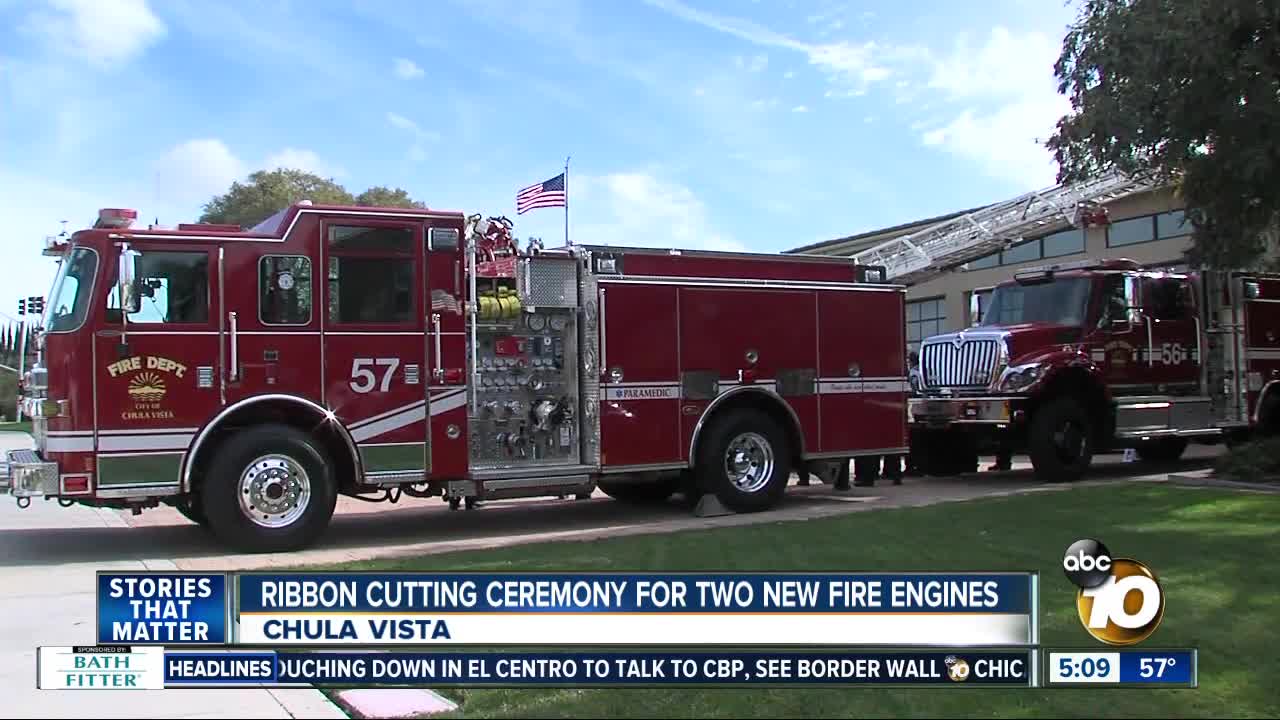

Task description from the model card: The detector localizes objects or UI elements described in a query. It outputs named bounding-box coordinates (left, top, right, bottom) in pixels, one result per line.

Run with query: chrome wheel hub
left=238, top=454, right=311, bottom=528
left=725, top=432, right=774, bottom=493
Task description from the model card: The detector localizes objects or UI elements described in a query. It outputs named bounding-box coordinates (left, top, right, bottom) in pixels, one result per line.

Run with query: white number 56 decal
left=350, top=358, right=400, bottom=393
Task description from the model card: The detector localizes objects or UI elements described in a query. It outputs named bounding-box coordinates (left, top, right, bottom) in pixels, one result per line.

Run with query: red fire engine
left=2, top=203, right=907, bottom=551
left=849, top=170, right=1280, bottom=482
left=909, top=257, right=1280, bottom=480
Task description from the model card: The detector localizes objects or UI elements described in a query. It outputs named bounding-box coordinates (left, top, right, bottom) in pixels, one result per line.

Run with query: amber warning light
left=94, top=208, right=138, bottom=230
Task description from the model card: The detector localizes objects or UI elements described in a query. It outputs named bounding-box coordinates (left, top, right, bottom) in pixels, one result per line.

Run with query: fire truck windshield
left=981, top=277, right=1091, bottom=327
left=43, top=246, right=98, bottom=333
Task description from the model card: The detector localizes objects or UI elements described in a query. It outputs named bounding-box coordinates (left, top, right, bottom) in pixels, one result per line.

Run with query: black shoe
left=797, top=477, right=811, bottom=486
left=853, top=479, right=875, bottom=487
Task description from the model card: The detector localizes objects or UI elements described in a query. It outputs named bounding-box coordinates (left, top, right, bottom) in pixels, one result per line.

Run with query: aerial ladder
left=852, top=171, right=1160, bottom=285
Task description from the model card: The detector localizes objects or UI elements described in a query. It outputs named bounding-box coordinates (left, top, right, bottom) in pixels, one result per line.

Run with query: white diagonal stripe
left=349, top=399, right=427, bottom=430
left=351, top=405, right=427, bottom=442
left=430, top=390, right=468, bottom=416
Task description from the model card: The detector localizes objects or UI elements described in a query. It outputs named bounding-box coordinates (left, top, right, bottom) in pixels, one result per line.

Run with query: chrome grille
left=922, top=338, right=1001, bottom=388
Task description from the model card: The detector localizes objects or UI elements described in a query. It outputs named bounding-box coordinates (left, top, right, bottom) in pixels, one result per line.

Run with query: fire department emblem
left=127, top=372, right=166, bottom=402
left=107, top=354, right=186, bottom=421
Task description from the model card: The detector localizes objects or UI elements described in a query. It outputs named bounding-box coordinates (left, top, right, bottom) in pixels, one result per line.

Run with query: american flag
left=516, top=173, right=566, bottom=214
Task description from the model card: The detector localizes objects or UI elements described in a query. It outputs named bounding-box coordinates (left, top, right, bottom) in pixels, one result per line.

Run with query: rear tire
left=598, top=474, right=680, bottom=504
left=201, top=424, right=337, bottom=553
left=1135, top=437, right=1188, bottom=464
left=696, top=409, right=792, bottom=513
left=1028, top=397, right=1094, bottom=483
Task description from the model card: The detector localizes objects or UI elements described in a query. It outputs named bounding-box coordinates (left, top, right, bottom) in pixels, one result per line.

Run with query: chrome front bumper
left=0, top=449, right=59, bottom=497
left=909, top=396, right=1018, bottom=425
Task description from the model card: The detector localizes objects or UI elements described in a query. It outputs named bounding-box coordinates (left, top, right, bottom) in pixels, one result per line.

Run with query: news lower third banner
left=38, top=648, right=1036, bottom=688
left=97, top=571, right=1038, bottom=646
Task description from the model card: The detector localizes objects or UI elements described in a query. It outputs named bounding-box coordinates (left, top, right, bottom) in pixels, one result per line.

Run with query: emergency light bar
left=94, top=208, right=137, bottom=229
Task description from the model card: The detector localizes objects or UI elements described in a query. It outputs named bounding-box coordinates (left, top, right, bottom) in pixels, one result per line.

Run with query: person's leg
left=885, top=454, right=903, bottom=485
left=833, top=459, right=852, bottom=491
left=853, top=457, right=877, bottom=487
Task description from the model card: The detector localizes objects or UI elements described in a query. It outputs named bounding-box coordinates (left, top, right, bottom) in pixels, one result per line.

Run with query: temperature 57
left=350, top=358, right=401, bottom=393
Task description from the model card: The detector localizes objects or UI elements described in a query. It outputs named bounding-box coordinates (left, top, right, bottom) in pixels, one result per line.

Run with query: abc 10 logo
left=1063, top=539, right=1165, bottom=645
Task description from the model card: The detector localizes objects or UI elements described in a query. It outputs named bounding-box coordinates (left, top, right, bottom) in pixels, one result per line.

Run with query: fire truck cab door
left=95, top=244, right=222, bottom=492
left=1141, top=274, right=1201, bottom=390
left=316, top=220, right=430, bottom=481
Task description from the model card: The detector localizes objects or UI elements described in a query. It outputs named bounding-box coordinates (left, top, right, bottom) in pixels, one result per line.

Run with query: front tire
left=1028, top=397, right=1094, bottom=483
left=696, top=409, right=792, bottom=513
left=201, top=424, right=337, bottom=553
left=1135, top=437, right=1188, bottom=464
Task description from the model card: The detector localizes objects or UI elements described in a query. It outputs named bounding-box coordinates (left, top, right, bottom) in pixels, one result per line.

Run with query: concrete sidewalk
left=0, top=432, right=344, bottom=719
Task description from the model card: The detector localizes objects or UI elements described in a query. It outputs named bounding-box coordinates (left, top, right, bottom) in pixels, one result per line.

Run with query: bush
left=1215, top=437, right=1280, bottom=483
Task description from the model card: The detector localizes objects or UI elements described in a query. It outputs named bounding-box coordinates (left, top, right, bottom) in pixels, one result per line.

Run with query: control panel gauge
left=549, top=315, right=568, bottom=332
left=527, top=314, right=547, bottom=331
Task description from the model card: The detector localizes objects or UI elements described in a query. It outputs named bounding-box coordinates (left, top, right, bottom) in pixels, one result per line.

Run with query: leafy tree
left=199, top=169, right=354, bottom=229
left=356, top=186, right=426, bottom=209
left=1048, top=0, right=1280, bottom=268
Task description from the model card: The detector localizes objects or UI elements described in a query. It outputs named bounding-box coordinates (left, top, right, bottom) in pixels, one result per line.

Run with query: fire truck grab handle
left=1145, top=313, right=1154, bottom=368
left=431, top=313, right=443, bottom=382
left=228, top=311, right=239, bottom=381
left=599, top=287, right=607, bottom=382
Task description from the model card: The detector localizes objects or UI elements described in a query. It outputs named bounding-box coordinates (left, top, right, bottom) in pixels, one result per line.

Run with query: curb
left=331, top=687, right=459, bottom=718
left=1167, top=474, right=1280, bottom=493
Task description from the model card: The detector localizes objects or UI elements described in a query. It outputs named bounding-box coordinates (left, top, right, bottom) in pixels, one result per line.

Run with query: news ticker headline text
left=97, top=572, right=1037, bottom=646
left=37, top=647, right=1199, bottom=689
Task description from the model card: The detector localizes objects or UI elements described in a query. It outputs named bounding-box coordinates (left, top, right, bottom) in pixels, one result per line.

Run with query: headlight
left=998, top=362, right=1046, bottom=392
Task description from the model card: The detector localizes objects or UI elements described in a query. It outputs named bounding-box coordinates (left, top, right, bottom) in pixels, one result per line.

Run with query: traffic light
left=17, top=298, right=25, bottom=316
left=28, top=297, right=44, bottom=315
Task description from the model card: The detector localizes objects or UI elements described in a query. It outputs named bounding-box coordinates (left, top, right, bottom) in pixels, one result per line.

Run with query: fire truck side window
left=105, top=251, right=209, bottom=324
left=326, top=225, right=414, bottom=324
left=259, top=256, right=312, bottom=325
left=1145, top=277, right=1194, bottom=321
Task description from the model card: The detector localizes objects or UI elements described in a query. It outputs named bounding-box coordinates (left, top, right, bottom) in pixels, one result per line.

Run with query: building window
left=906, top=297, right=946, bottom=353
left=1156, top=210, right=1190, bottom=240
left=1108, top=215, right=1157, bottom=247
left=259, top=256, right=312, bottom=325
left=1000, top=238, right=1041, bottom=265
left=1042, top=227, right=1085, bottom=258
left=967, top=252, right=999, bottom=270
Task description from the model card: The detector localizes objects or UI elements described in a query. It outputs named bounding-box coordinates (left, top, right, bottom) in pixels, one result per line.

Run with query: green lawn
left=0, top=420, right=31, bottom=434
left=326, top=484, right=1280, bottom=718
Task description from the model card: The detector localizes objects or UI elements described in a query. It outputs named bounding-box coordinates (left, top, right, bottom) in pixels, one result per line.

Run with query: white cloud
left=694, top=86, right=706, bottom=96
left=792, top=105, right=808, bottom=113
left=387, top=111, right=440, bottom=161
left=750, top=97, right=779, bottom=110
left=264, top=148, right=334, bottom=177
left=574, top=172, right=744, bottom=252
left=394, top=57, right=425, bottom=79
left=23, top=0, right=166, bottom=67
left=387, top=112, right=420, bottom=133
left=748, top=54, right=768, bottom=72
left=928, top=27, right=1059, bottom=99
left=152, top=139, right=246, bottom=207
left=644, top=0, right=922, bottom=92
left=919, top=27, right=1070, bottom=187
left=783, top=70, right=795, bottom=79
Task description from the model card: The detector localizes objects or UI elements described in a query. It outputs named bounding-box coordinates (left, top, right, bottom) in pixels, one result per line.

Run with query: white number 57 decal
left=350, top=358, right=400, bottom=393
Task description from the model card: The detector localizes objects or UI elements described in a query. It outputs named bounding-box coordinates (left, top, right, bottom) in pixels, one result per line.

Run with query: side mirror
left=118, top=246, right=141, bottom=315
left=968, top=293, right=982, bottom=326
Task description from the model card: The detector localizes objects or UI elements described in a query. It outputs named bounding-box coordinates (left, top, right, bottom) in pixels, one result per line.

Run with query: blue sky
left=1, top=0, right=1078, bottom=303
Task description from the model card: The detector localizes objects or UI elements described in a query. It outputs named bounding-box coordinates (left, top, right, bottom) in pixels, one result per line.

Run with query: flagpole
left=564, top=156, right=571, bottom=248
